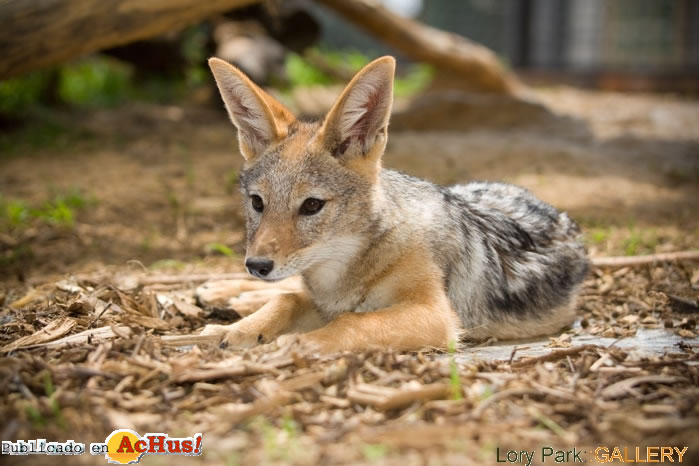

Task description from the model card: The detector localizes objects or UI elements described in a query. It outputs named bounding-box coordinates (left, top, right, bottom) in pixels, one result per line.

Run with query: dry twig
left=591, top=250, right=699, bottom=268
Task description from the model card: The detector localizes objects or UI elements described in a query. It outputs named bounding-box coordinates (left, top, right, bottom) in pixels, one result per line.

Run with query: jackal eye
left=299, top=198, right=325, bottom=216
left=250, top=195, right=264, bottom=213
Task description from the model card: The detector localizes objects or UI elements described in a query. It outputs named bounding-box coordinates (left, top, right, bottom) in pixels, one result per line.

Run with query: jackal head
left=209, top=56, right=395, bottom=281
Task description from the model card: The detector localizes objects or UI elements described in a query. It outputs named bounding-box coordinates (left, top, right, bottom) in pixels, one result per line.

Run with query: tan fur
left=334, top=135, right=385, bottom=183
left=247, top=214, right=301, bottom=260
left=281, top=123, right=317, bottom=161
left=258, top=92, right=295, bottom=136
left=287, top=247, right=461, bottom=352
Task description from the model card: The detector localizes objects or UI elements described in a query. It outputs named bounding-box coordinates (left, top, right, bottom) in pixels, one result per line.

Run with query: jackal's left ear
left=319, top=56, right=395, bottom=162
left=209, top=58, right=295, bottom=161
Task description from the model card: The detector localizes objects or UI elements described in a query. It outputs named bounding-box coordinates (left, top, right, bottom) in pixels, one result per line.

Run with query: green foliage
left=37, top=201, right=74, bottom=225
left=54, top=52, right=205, bottom=106
left=58, top=189, right=90, bottom=210
left=43, top=371, right=54, bottom=397
left=180, top=25, right=209, bottom=64
left=35, top=189, right=92, bottom=226
left=587, top=228, right=609, bottom=245
left=623, top=232, right=640, bottom=256
left=205, top=242, right=234, bottom=257
left=58, top=56, right=132, bottom=107
left=286, top=54, right=334, bottom=87
left=149, top=259, right=187, bottom=270
left=286, top=49, right=433, bottom=97
left=3, top=200, right=29, bottom=227
left=1, top=28, right=211, bottom=115
left=43, top=372, right=66, bottom=429
left=447, top=340, right=463, bottom=400
left=20, top=373, right=65, bottom=429
left=0, top=71, right=54, bottom=114
left=281, top=413, right=299, bottom=437
left=361, top=443, right=388, bottom=462
left=3, top=45, right=432, bottom=120
left=584, top=221, right=661, bottom=256
left=25, top=403, right=45, bottom=428
left=133, top=74, right=188, bottom=103
left=185, top=65, right=209, bottom=87
left=622, top=227, right=658, bottom=256
left=394, top=63, right=433, bottom=97
left=327, top=49, right=373, bottom=70
left=249, top=415, right=303, bottom=462
left=0, top=189, right=92, bottom=230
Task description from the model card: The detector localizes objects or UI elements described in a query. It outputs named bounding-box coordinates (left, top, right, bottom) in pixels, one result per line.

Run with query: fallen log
left=591, top=251, right=699, bottom=268
left=314, top=0, right=524, bottom=95
left=0, top=0, right=259, bottom=80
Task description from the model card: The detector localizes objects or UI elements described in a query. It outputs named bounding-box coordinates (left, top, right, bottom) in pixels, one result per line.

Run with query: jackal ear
left=320, top=56, right=395, bottom=160
left=209, top=58, right=295, bottom=161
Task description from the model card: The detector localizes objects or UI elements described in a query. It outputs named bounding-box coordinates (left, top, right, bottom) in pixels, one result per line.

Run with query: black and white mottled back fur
left=379, top=170, right=589, bottom=340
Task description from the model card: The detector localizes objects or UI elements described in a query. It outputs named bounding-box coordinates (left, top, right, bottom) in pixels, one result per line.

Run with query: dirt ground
left=1, top=86, right=698, bottom=283
left=1, top=86, right=698, bottom=465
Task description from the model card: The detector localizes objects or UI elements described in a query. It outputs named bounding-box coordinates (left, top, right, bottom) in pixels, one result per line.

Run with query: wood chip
left=171, top=297, right=204, bottom=318
left=30, top=325, right=132, bottom=349
left=1, top=318, right=76, bottom=352
left=601, top=375, right=687, bottom=399
left=512, top=345, right=594, bottom=368
left=591, top=250, right=699, bottom=268
left=348, top=383, right=450, bottom=411
left=174, top=362, right=281, bottom=383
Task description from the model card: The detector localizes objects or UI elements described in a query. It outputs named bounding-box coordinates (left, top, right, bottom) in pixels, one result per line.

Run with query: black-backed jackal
left=200, top=56, right=589, bottom=352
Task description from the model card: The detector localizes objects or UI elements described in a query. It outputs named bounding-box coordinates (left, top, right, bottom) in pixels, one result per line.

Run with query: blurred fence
left=317, top=0, right=698, bottom=90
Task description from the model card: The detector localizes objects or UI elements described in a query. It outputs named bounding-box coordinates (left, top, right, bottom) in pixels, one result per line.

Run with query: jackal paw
left=200, top=323, right=259, bottom=349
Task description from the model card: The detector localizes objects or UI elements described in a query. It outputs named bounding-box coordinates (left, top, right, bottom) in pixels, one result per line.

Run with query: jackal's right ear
left=209, top=58, right=295, bottom=161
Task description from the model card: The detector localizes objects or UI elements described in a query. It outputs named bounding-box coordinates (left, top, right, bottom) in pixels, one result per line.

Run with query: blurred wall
left=315, top=0, right=699, bottom=74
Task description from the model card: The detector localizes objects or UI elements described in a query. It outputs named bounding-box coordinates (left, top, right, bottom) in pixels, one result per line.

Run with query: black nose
left=245, top=257, right=274, bottom=277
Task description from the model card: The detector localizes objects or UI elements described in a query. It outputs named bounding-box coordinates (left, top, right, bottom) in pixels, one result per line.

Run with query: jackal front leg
left=282, top=302, right=461, bottom=353
left=200, top=290, right=325, bottom=348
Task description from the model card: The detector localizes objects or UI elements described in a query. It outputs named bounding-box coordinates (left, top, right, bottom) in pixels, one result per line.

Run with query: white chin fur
left=259, top=270, right=294, bottom=282
left=266, top=235, right=365, bottom=283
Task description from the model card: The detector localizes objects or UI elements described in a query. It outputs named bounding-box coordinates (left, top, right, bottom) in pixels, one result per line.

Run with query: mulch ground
left=1, top=260, right=698, bottom=465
